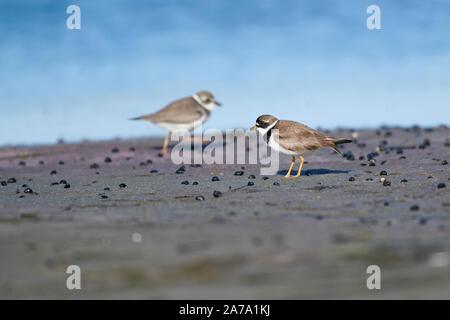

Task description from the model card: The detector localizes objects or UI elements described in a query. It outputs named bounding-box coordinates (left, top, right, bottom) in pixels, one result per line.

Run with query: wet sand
left=0, top=126, right=449, bottom=299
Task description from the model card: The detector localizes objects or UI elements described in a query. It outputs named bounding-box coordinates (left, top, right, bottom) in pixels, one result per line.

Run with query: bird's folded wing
left=275, top=120, right=330, bottom=152
left=138, top=97, right=205, bottom=123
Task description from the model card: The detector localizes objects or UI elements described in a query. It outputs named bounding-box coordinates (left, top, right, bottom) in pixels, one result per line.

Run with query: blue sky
left=0, top=0, right=449, bottom=145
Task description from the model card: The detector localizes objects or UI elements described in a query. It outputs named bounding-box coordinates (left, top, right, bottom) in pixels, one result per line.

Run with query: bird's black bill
left=215, top=101, right=222, bottom=106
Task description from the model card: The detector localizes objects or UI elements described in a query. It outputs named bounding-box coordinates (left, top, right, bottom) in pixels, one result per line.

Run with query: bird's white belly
left=268, top=134, right=305, bottom=156
left=156, top=113, right=208, bottom=133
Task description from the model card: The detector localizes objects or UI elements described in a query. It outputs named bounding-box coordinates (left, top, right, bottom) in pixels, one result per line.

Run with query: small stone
left=147, top=159, right=153, bottom=164
left=111, top=148, right=120, bottom=153
left=64, top=184, right=71, bottom=189
left=58, top=161, right=65, bottom=165
left=248, top=175, right=256, bottom=179
left=399, top=156, right=406, bottom=160
left=181, top=181, right=189, bottom=185
left=384, top=201, right=389, bottom=206
left=19, top=161, right=26, bottom=166
left=440, top=160, right=448, bottom=166
left=410, top=205, right=420, bottom=211
left=234, top=171, right=244, bottom=176
left=176, top=166, right=186, bottom=174
left=380, top=160, right=387, bottom=165
left=59, top=179, right=68, bottom=185
left=90, top=163, right=99, bottom=169
left=195, top=196, right=205, bottom=201
left=39, top=161, right=45, bottom=165
left=213, top=191, right=223, bottom=198
left=419, top=217, right=427, bottom=225
left=51, top=182, right=59, bottom=186
left=1, top=181, right=7, bottom=186
left=383, top=180, right=391, bottom=186
left=157, top=153, right=164, bottom=157
left=348, top=177, right=355, bottom=181
left=104, top=187, right=111, bottom=191
left=119, top=183, right=127, bottom=188
left=211, top=176, right=220, bottom=182
left=368, top=160, right=376, bottom=167
left=366, top=178, right=373, bottom=181
left=380, top=170, right=388, bottom=176
left=437, top=183, right=446, bottom=189
left=7, top=178, right=16, bottom=183
left=129, top=147, right=136, bottom=152
left=50, top=170, right=57, bottom=175
left=104, top=157, right=112, bottom=163
left=248, top=181, right=254, bottom=186
left=401, top=179, right=408, bottom=183
left=24, top=188, right=33, bottom=194
left=273, top=182, right=280, bottom=186
left=139, top=162, right=146, bottom=166
left=192, top=182, right=199, bottom=185
left=150, top=170, right=158, bottom=173
left=262, top=177, right=269, bottom=180
left=101, top=195, right=108, bottom=199
left=22, top=184, right=28, bottom=188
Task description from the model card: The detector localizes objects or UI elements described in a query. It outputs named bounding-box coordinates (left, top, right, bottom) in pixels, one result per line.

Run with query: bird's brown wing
left=137, top=97, right=208, bottom=123
left=274, top=120, right=337, bottom=152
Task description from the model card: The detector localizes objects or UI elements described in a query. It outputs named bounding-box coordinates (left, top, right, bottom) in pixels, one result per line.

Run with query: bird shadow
left=277, top=168, right=350, bottom=176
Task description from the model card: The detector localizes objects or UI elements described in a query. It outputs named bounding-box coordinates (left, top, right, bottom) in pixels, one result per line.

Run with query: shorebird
left=131, top=91, right=221, bottom=156
left=252, top=115, right=352, bottom=177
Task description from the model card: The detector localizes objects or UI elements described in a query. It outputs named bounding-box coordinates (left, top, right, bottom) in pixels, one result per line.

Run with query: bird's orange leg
left=161, top=132, right=171, bottom=156
left=284, top=156, right=296, bottom=178
left=293, top=155, right=304, bottom=178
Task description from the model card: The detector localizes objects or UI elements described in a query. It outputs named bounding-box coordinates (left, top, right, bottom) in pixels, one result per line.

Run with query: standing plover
left=252, top=115, right=352, bottom=177
left=132, top=91, right=221, bottom=156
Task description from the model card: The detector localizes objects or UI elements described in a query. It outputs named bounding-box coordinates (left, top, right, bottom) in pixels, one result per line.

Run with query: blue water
left=1, top=0, right=449, bottom=145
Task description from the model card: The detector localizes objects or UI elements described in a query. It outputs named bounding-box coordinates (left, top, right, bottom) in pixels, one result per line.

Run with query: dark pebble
left=367, top=152, right=379, bottom=160
left=401, top=179, right=408, bottom=183
left=147, top=159, right=153, bottom=164
left=410, top=205, right=420, bottom=211
left=427, top=176, right=433, bottom=180
left=104, top=187, right=111, bottom=191
left=360, top=163, right=367, bottom=167
left=384, top=201, right=389, bottom=206
left=248, top=181, right=255, bottom=186
left=262, top=177, right=269, bottom=180
left=359, top=156, right=365, bottom=161
left=59, top=179, right=68, bottom=185
left=348, top=177, right=355, bottom=181
left=58, top=161, right=65, bottom=165
left=157, top=153, right=164, bottom=157
left=22, top=184, right=28, bottom=188
left=104, top=157, right=112, bottom=163
left=39, top=161, right=45, bottom=165
left=440, top=160, right=448, bottom=165
left=383, top=180, right=391, bottom=186
left=64, top=184, right=71, bottom=189
left=7, top=178, right=16, bottom=183
left=100, top=195, right=108, bottom=199
left=380, top=170, right=388, bottom=176
left=195, top=196, right=205, bottom=201
left=90, top=163, right=99, bottom=169
left=437, top=183, right=446, bottom=189
left=419, top=217, right=427, bottom=225
left=139, top=162, right=146, bottom=166
left=213, top=191, right=223, bottom=198
left=150, top=170, right=158, bottom=173
left=1, top=181, right=7, bottom=186
left=51, top=182, right=59, bottom=186
left=248, top=175, right=256, bottom=179
left=234, top=171, right=244, bottom=176
left=368, top=160, right=376, bottom=167
left=380, top=160, right=387, bottom=165
left=181, top=181, right=189, bottom=185
left=119, top=183, right=127, bottom=188
left=176, top=166, right=186, bottom=174
left=399, top=156, right=406, bottom=160
left=19, top=161, right=26, bottom=166
left=192, top=182, right=199, bottom=185
left=211, top=176, right=220, bottom=182
left=129, top=147, right=136, bottom=152
left=366, top=178, right=373, bottom=181
left=273, top=182, right=280, bottom=186
left=423, top=139, right=431, bottom=146
left=23, top=188, right=33, bottom=194
left=111, top=148, right=120, bottom=153
left=19, top=195, right=25, bottom=198
left=50, top=170, right=57, bottom=175
left=342, top=151, right=355, bottom=161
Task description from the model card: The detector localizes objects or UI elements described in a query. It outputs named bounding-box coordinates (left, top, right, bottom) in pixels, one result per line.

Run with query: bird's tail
left=327, top=138, right=352, bottom=155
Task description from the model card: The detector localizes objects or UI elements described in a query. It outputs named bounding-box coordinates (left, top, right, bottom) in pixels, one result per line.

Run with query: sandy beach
left=0, top=126, right=449, bottom=299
